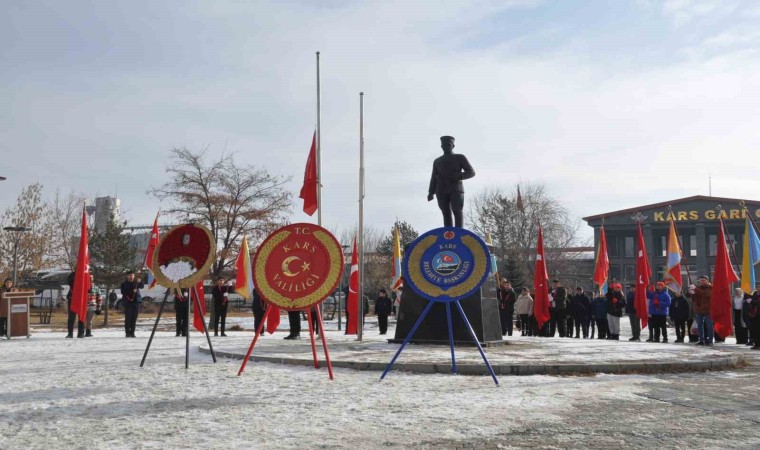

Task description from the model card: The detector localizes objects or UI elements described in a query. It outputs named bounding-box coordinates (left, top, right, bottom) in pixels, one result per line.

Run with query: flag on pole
left=485, top=231, right=498, bottom=280
left=192, top=281, right=206, bottom=332
left=593, top=226, right=609, bottom=295
left=516, top=185, right=525, bottom=213
left=532, top=226, right=551, bottom=329
left=346, top=236, right=359, bottom=335
left=634, top=223, right=651, bottom=329
left=71, top=207, right=91, bottom=323
left=741, top=215, right=760, bottom=294
left=390, top=223, right=403, bottom=290
left=713, top=218, right=739, bottom=338
left=265, top=302, right=281, bottom=334
left=143, top=213, right=160, bottom=288
left=663, top=216, right=683, bottom=293
left=299, top=131, right=318, bottom=216
left=235, top=236, right=254, bottom=299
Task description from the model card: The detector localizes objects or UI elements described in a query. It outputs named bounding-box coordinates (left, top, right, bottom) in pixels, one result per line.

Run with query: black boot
left=85, top=330, right=92, bottom=337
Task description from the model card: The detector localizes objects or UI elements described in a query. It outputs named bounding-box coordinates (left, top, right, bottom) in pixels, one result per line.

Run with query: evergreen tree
left=89, top=215, right=136, bottom=326
left=376, top=221, right=419, bottom=255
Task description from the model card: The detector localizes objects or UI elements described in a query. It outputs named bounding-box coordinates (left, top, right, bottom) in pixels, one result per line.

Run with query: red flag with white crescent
left=71, top=207, right=91, bottom=323
left=532, top=226, right=550, bottom=329
left=346, top=236, right=359, bottom=335
left=634, top=223, right=651, bottom=329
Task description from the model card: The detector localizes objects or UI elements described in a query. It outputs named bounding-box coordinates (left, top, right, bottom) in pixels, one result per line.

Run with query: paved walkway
left=200, top=316, right=747, bottom=376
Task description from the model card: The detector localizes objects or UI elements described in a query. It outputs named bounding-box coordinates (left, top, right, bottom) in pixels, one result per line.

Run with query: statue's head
left=440, top=136, right=455, bottom=155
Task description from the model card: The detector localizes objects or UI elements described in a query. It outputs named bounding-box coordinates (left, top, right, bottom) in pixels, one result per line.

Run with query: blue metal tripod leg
left=446, top=301, right=457, bottom=374
left=454, top=300, right=499, bottom=386
left=380, top=300, right=434, bottom=380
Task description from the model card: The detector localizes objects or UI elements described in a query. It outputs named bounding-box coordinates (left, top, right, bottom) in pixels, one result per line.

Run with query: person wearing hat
left=606, top=283, right=626, bottom=340
left=647, top=282, right=672, bottom=343
left=690, top=275, right=713, bottom=346
left=427, top=136, right=475, bottom=228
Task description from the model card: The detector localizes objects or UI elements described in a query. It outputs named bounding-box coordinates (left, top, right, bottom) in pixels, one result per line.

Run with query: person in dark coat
left=743, top=285, right=758, bottom=347
left=211, top=277, right=234, bottom=336
left=606, top=284, right=626, bottom=340
left=174, top=288, right=189, bottom=337
left=669, top=291, right=690, bottom=343
left=120, top=271, right=144, bottom=338
left=497, top=279, right=516, bottom=336
left=251, top=289, right=267, bottom=334
left=309, top=306, right=321, bottom=335
left=549, top=280, right=568, bottom=337
left=749, top=286, right=760, bottom=350
left=1, top=278, right=16, bottom=337
left=285, top=310, right=301, bottom=339
left=572, top=287, right=591, bottom=338
left=565, top=292, right=576, bottom=339
left=625, top=284, right=641, bottom=341
left=375, top=289, right=393, bottom=335
left=590, top=291, right=608, bottom=339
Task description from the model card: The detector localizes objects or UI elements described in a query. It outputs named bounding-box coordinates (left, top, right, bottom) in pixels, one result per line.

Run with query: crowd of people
left=38, top=267, right=760, bottom=349
left=495, top=277, right=760, bottom=349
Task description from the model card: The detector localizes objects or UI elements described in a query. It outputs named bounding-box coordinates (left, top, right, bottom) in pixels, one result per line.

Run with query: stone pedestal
left=390, top=275, right=503, bottom=345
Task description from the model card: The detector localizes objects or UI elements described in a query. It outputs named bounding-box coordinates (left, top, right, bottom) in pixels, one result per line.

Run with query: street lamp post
left=3, top=226, right=31, bottom=285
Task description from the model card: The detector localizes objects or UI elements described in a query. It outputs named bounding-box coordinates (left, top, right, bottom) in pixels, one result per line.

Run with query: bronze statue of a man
left=427, top=136, right=475, bottom=228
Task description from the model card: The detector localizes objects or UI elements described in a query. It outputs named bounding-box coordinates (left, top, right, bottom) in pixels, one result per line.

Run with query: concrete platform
left=199, top=322, right=747, bottom=376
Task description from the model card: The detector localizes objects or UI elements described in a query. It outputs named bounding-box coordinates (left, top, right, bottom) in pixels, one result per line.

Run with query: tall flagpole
left=358, top=92, right=365, bottom=341
left=316, top=51, right=322, bottom=227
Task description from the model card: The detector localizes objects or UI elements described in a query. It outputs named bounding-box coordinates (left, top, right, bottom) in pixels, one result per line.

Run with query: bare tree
left=467, top=183, right=587, bottom=285
left=48, top=190, right=89, bottom=270
left=0, top=183, right=54, bottom=280
left=151, top=147, right=292, bottom=277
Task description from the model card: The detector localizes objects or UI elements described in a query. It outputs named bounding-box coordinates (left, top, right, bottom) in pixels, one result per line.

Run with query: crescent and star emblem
left=281, top=255, right=311, bottom=277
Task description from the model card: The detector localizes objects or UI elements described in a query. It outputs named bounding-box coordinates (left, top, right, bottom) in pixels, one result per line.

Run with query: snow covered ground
left=1, top=317, right=759, bottom=449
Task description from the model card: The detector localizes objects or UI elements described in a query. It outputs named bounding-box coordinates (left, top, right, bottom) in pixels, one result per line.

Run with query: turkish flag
left=346, top=236, right=359, bottom=335
left=266, top=304, right=280, bottom=334
left=192, top=281, right=206, bottom=332
left=532, top=226, right=550, bottom=329
left=71, top=207, right=91, bottom=323
left=634, top=223, right=651, bottom=329
left=712, top=219, right=739, bottom=338
left=299, top=132, right=318, bottom=216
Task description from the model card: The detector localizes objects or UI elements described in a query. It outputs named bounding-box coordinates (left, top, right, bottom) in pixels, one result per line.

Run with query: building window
left=624, top=264, right=635, bottom=282
left=624, top=236, right=634, bottom=258
left=659, top=236, right=667, bottom=257
left=608, top=236, right=619, bottom=257
left=690, top=235, right=697, bottom=257
left=610, top=265, right=621, bottom=281
left=708, top=234, right=717, bottom=257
